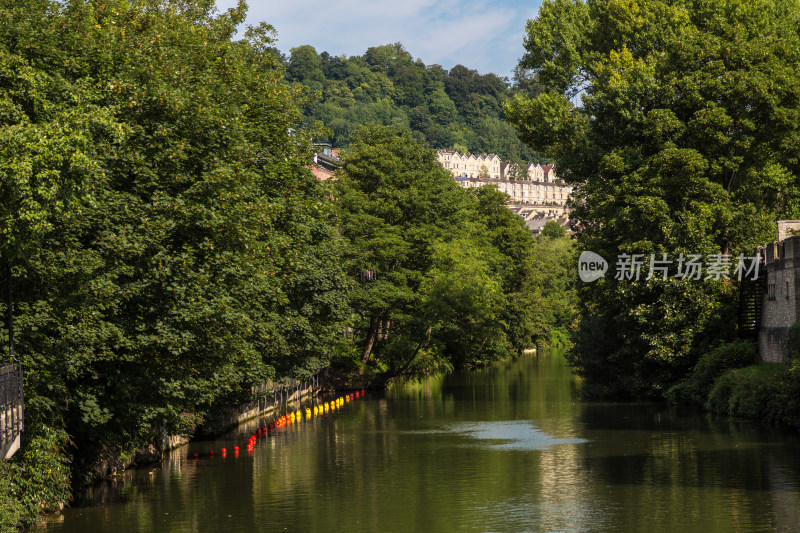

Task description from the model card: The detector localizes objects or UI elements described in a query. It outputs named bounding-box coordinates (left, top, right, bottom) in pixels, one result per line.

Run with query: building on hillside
left=437, top=150, right=503, bottom=179
left=310, top=143, right=340, bottom=181
left=452, top=175, right=571, bottom=212
left=436, top=150, right=572, bottom=212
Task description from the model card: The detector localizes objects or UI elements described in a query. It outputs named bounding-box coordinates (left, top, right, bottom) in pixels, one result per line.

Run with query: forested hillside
left=281, top=43, right=545, bottom=164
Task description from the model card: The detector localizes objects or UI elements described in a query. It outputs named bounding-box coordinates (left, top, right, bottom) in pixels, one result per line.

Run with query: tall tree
left=336, top=125, right=469, bottom=365
left=507, top=0, right=800, bottom=398
left=2, top=0, right=349, bottom=470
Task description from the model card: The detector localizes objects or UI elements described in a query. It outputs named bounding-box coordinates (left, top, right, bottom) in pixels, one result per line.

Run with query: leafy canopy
left=507, top=0, right=800, bottom=397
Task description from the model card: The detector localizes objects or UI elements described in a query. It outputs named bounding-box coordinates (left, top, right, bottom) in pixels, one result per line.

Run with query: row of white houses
left=436, top=150, right=572, bottom=208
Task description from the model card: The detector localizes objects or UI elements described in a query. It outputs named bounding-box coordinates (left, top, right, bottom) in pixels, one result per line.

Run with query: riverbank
left=668, top=339, right=800, bottom=430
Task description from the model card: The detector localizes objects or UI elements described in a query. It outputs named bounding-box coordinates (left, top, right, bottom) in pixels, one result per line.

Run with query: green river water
left=36, top=350, right=800, bottom=532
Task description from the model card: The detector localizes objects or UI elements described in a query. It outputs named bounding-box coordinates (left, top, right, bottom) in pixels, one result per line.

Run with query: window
left=768, top=281, right=776, bottom=301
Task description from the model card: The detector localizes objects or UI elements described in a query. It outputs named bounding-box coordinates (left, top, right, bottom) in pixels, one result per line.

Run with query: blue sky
left=215, top=0, right=544, bottom=77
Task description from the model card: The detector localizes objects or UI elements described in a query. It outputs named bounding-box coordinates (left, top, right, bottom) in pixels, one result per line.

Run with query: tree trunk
left=361, top=315, right=380, bottom=364
left=398, top=324, right=433, bottom=374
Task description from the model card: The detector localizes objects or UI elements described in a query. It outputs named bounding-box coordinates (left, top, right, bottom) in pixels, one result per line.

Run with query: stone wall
left=759, top=236, right=800, bottom=362
left=777, top=220, right=800, bottom=242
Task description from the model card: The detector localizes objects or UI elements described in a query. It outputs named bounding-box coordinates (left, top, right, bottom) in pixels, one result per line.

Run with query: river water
left=38, top=350, right=800, bottom=532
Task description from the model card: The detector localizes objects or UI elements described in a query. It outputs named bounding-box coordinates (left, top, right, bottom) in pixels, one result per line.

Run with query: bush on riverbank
left=0, top=426, right=72, bottom=529
left=0, top=472, right=22, bottom=533
left=667, top=340, right=757, bottom=405
left=705, top=363, right=783, bottom=419
left=669, top=339, right=800, bottom=429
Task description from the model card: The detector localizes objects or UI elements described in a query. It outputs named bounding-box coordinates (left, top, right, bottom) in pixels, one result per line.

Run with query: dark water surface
left=38, top=351, right=800, bottom=532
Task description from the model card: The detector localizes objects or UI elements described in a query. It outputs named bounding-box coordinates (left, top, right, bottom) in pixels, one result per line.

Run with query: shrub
left=548, top=327, right=572, bottom=349
left=706, top=364, right=781, bottom=417
left=0, top=468, right=22, bottom=533
left=330, top=340, right=365, bottom=372
left=3, top=425, right=72, bottom=525
left=668, top=340, right=757, bottom=405
left=767, top=362, right=800, bottom=428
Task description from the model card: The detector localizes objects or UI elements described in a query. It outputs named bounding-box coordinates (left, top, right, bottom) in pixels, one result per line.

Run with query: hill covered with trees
left=281, top=43, right=546, bottom=164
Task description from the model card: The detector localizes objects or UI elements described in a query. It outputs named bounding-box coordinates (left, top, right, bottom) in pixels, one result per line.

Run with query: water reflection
left=39, top=351, right=800, bottom=533
left=442, top=420, right=587, bottom=450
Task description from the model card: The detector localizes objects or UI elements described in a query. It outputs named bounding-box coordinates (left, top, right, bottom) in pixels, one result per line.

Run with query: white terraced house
left=436, top=150, right=573, bottom=214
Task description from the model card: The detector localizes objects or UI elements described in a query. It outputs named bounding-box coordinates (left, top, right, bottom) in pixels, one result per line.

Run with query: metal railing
left=1, top=363, right=23, bottom=459
left=237, top=372, right=320, bottom=415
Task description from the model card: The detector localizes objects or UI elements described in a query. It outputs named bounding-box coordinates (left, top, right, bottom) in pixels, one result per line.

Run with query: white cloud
left=216, top=0, right=542, bottom=76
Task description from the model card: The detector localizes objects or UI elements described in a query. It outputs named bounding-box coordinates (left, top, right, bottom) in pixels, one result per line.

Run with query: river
left=37, top=350, right=800, bottom=532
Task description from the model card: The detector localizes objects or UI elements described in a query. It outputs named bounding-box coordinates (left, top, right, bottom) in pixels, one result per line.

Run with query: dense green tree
left=336, top=125, right=539, bottom=372
left=526, top=227, right=578, bottom=347
left=1, top=0, right=349, bottom=479
left=287, top=45, right=325, bottom=92
left=541, top=220, right=568, bottom=239
left=293, top=45, right=544, bottom=161
left=507, top=0, right=800, bottom=398
left=336, top=125, right=469, bottom=366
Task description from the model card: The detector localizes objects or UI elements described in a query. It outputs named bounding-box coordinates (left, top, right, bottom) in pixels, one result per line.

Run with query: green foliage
left=0, top=471, right=22, bottom=533
left=548, top=327, right=572, bottom=349
left=667, top=344, right=800, bottom=428
left=336, top=125, right=542, bottom=374
left=510, top=0, right=800, bottom=398
left=526, top=231, right=578, bottom=348
left=705, top=363, right=784, bottom=419
left=330, top=339, right=366, bottom=373
left=667, top=340, right=757, bottom=405
left=0, top=0, right=350, bottom=495
left=540, top=220, right=568, bottom=239
left=0, top=425, right=72, bottom=526
left=685, top=359, right=800, bottom=428
left=285, top=43, right=544, bottom=161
